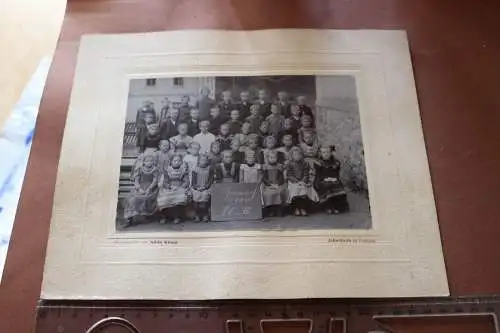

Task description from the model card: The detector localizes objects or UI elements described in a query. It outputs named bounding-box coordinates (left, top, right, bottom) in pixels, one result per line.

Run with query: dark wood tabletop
left=0, top=1, right=499, bottom=332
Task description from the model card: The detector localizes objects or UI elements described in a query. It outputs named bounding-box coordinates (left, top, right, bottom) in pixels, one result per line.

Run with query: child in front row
left=191, top=154, right=214, bottom=222
left=183, top=141, right=201, bottom=176
left=239, top=150, right=261, bottom=184
left=215, top=150, right=240, bottom=183
left=261, top=150, right=287, bottom=217
left=157, top=154, right=189, bottom=224
left=286, top=147, right=319, bottom=216
left=316, top=145, right=348, bottom=214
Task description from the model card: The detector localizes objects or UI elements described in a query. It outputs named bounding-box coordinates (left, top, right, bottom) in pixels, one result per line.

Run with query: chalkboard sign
left=211, top=183, right=263, bottom=222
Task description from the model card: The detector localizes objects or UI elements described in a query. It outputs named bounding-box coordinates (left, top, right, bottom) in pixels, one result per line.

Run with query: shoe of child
left=300, top=209, right=308, bottom=216
left=333, top=209, right=340, bottom=214
left=326, top=208, right=333, bottom=215
left=173, top=218, right=182, bottom=224
left=194, top=216, right=202, bottom=223
left=202, top=215, right=210, bottom=222
left=294, top=208, right=301, bottom=216
left=159, top=218, right=168, bottom=225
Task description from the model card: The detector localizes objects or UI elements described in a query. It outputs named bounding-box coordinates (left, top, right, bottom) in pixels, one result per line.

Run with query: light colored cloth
left=287, top=181, right=319, bottom=203
left=157, top=166, right=188, bottom=209
left=193, top=132, right=215, bottom=154
left=124, top=166, right=159, bottom=219
left=240, top=163, right=260, bottom=183
left=262, top=184, right=287, bottom=207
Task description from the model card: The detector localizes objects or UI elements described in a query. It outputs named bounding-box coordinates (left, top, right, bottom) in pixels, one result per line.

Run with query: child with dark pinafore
left=215, top=123, right=232, bottom=151
left=190, top=154, right=214, bottom=222
left=157, top=154, right=189, bottom=224
left=277, top=134, right=295, bottom=166
left=230, top=137, right=245, bottom=164
left=316, top=145, right=348, bottom=214
left=266, top=104, right=285, bottom=138
left=138, top=122, right=162, bottom=153
left=226, top=109, right=243, bottom=135
left=135, top=101, right=157, bottom=148
left=215, top=150, right=240, bottom=183
left=286, top=147, right=319, bottom=216
left=257, top=120, right=271, bottom=147
left=124, top=152, right=159, bottom=228
left=261, top=150, right=287, bottom=217
left=278, top=117, right=298, bottom=146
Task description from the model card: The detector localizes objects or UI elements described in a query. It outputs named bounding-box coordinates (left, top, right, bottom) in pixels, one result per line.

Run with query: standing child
left=169, top=123, right=193, bottom=156
left=157, top=154, right=189, bottom=224
left=139, top=122, right=161, bottom=153
left=266, top=104, right=285, bottom=138
left=299, top=128, right=319, bottom=153
left=239, top=151, right=261, bottom=184
left=183, top=141, right=201, bottom=176
left=289, top=104, right=302, bottom=131
left=277, top=91, right=291, bottom=118
left=124, top=152, right=159, bottom=228
left=244, top=134, right=263, bottom=164
left=277, top=134, right=296, bottom=165
left=186, top=108, right=201, bottom=137
left=234, top=122, right=251, bottom=152
left=297, top=115, right=316, bottom=142
left=215, top=123, right=232, bottom=151
left=218, top=90, right=234, bottom=119
left=230, top=137, right=245, bottom=164
left=135, top=102, right=157, bottom=148
left=260, top=135, right=284, bottom=165
left=316, top=145, right=348, bottom=214
left=237, top=90, right=252, bottom=119
left=215, top=150, right=240, bottom=183
left=226, top=109, right=243, bottom=135
left=208, top=140, right=222, bottom=166
left=261, top=150, right=287, bottom=217
left=157, top=139, right=173, bottom=172
left=208, top=106, right=226, bottom=135
left=245, top=104, right=263, bottom=134
left=193, top=120, right=216, bottom=154
left=256, top=89, right=271, bottom=119
left=190, top=154, right=214, bottom=222
left=286, top=147, right=319, bottom=216
left=258, top=120, right=271, bottom=147
left=178, top=95, right=192, bottom=123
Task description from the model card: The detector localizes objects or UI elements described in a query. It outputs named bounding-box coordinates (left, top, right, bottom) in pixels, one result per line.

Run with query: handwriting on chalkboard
left=211, top=183, right=262, bottom=221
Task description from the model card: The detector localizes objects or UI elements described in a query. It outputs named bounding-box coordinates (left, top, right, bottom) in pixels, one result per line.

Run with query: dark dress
left=178, top=104, right=192, bottom=123
left=232, top=151, right=245, bottom=164
left=266, top=114, right=285, bottom=137
left=255, top=100, right=271, bottom=118
left=218, top=101, right=234, bottom=119
left=186, top=118, right=200, bottom=137
left=160, top=119, right=179, bottom=140
left=208, top=115, right=227, bottom=135
left=278, top=129, right=298, bottom=146
left=277, top=101, right=291, bottom=118
left=245, top=115, right=263, bottom=134
left=140, top=132, right=161, bottom=153
left=191, top=166, right=214, bottom=203
left=215, top=163, right=240, bottom=183
left=215, top=135, right=232, bottom=151
left=135, top=107, right=157, bottom=147
left=226, top=120, right=243, bottom=135
left=196, top=96, right=216, bottom=120
left=316, top=157, right=347, bottom=205
left=237, top=101, right=252, bottom=119
left=298, top=104, right=315, bottom=124
left=261, top=164, right=287, bottom=207
left=290, top=116, right=302, bottom=131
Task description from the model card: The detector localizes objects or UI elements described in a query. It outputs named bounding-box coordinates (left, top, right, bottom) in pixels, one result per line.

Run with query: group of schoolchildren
left=123, top=88, right=348, bottom=227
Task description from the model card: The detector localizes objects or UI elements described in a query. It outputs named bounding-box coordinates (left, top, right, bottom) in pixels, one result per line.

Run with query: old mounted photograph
left=117, top=75, right=371, bottom=231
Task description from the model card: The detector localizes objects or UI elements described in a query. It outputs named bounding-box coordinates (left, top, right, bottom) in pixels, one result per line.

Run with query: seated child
left=239, top=150, right=261, bottom=184
left=157, top=154, right=189, bottom=224
left=266, top=104, right=285, bottom=138
left=226, top=109, right=243, bottom=135
left=245, top=104, right=263, bottom=134
left=316, top=145, right=348, bottom=214
left=208, top=140, right=222, bottom=166
left=286, top=147, right=319, bottom=216
left=216, top=123, right=232, bottom=151
left=215, top=150, right=240, bottom=183
left=233, top=122, right=251, bottom=152
left=124, top=152, right=159, bottom=228
left=260, top=135, right=284, bottom=165
left=139, top=122, right=161, bottom=153
left=261, top=150, right=287, bottom=217
left=190, top=154, right=214, bottom=222
left=169, top=123, right=193, bottom=156
left=244, top=133, right=263, bottom=164
left=277, top=134, right=296, bottom=166
left=230, top=137, right=245, bottom=164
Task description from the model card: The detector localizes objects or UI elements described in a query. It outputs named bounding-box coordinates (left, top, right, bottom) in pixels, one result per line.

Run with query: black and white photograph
left=116, top=75, right=370, bottom=231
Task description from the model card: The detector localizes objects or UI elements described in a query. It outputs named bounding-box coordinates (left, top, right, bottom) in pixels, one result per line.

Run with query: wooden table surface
left=1, top=1, right=500, bottom=332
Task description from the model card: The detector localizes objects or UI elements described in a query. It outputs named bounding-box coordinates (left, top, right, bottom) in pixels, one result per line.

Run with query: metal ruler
left=34, top=295, right=500, bottom=333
